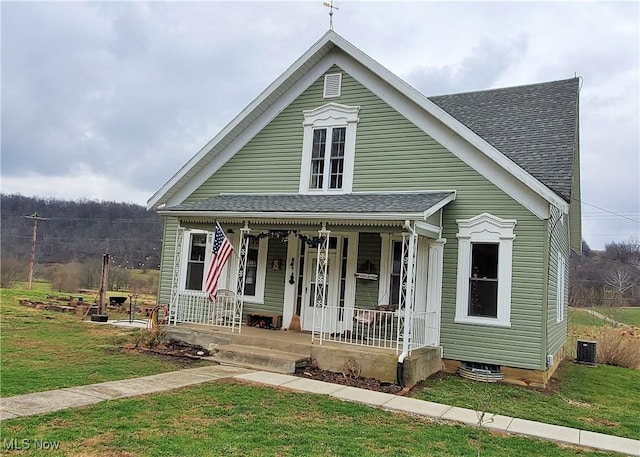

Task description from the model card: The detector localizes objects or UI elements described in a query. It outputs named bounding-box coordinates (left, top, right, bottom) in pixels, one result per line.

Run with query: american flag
left=205, top=223, right=234, bottom=301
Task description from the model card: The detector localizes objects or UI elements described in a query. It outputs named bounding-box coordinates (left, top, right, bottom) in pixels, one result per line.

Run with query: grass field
left=569, top=306, right=640, bottom=327
left=568, top=307, right=606, bottom=327
left=411, top=362, right=640, bottom=440
left=0, top=286, right=202, bottom=397
left=1, top=284, right=637, bottom=454
left=595, top=306, right=640, bottom=326
left=0, top=381, right=620, bottom=457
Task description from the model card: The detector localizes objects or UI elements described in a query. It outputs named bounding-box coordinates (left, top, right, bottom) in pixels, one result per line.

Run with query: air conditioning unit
left=576, top=340, right=597, bottom=365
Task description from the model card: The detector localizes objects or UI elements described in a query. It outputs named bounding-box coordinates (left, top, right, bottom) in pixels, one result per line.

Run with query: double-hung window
left=455, top=213, right=516, bottom=327
left=184, top=231, right=208, bottom=291
left=556, top=253, right=566, bottom=322
left=389, top=241, right=403, bottom=307
left=310, top=127, right=346, bottom=190
left=468, top=243, right=499, bottom=318
left=300, top=102, right=359, bottom=194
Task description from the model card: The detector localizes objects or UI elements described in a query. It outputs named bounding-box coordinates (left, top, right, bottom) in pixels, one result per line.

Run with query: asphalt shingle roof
left=429, top=78, right=579, bottom=201
left=166, top=192, right=454, bottom=215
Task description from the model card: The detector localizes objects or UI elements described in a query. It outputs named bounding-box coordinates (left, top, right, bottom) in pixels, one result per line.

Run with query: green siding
left=354, top=233, right=381, bottom=309
left=161, top=64, right=551, bottom=370
left=244, top=238, right=287, bottom=318
left=158, top=217, right=179, bottom=305
left=546, top=210, right=570, bottom=359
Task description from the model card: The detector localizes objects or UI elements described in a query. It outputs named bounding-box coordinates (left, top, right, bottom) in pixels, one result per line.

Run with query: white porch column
left=169, top=227, right=185, bottom=325
left=426, top=238, right=446, bottom=347
left=313, top=223, right=330, bottom=343
left=400, top=224, right=418, bottom=356
left=235, top=224, right=250, bottom=333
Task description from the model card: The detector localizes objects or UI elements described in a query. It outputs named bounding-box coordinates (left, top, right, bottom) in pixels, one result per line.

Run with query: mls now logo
left=2, top=438, right=60, bottom=450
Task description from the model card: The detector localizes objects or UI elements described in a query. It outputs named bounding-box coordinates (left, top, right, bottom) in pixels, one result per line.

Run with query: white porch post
left=169, top=227, right=185, bottom=325
left=426, top=238, right=446, bottom=348
left=235, top=223, right=250, bottom=333
left=313, top=223, right=330, bottom=344
left=400, top=224, right=418, bottom=355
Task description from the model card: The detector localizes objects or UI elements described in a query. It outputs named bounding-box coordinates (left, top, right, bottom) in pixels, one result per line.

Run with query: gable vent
left=323, top=73, right=342, bottom=98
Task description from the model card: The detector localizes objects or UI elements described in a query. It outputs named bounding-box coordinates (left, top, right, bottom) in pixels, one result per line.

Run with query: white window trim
left=299, top=102, right=359, bottom=194
left=179, top=229, right=211, bottom=291
left=226, top=232, right=268, bottom=304
left=455, top=213, right=516, bottom=328
left=378, top=233, right=404, bottom=307
left=556, top=252, right=566, bottom=323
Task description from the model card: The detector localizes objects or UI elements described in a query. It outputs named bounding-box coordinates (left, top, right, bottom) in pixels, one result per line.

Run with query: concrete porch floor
left=166, top=323, right=441, bottom=385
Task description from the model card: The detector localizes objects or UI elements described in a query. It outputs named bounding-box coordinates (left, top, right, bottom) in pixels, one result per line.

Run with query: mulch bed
left=141, top=339, right=211, bottom=359
left=296, top=364, right=405, bottom=394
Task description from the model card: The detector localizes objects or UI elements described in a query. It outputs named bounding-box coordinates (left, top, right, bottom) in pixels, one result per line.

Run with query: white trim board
left=148, top=31, right=568, bottom=220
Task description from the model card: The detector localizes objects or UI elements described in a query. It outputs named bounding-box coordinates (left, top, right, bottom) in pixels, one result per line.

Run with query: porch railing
left=312, top=306, right=438, bottom=354
left=407, top=310, right=439, bottom=352
left=169, top=289, right=241, bottom=332
left=313, top=306, right=404, bottom=351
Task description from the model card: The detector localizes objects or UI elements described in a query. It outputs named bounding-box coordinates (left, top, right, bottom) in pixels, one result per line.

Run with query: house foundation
left=166, top=324, right=440, bottom=386
left=441, top=350, right=565, bottom=389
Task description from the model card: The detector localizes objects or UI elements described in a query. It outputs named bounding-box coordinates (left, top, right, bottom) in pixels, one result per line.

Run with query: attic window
left=323, top=73, right=342, bottom=98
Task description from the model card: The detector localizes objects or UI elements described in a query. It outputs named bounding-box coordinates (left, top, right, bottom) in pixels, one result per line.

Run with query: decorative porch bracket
left=235, top=224, right=250, bottom=333
left=313, top=224, right=330, bottom=344
left=400, top=225, right=418, bottom=355
left=169, top=227, right=185, bottom=326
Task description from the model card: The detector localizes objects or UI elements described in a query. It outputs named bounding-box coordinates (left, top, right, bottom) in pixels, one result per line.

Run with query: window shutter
left=323, top=73, right=342, bottom=98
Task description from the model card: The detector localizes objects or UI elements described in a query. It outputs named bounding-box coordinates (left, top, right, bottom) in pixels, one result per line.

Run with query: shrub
left=597, top=327, right=640, bottom=369
left=131, top=327, right=167, bottom=349
left=0, top=257, right=26, bottom=287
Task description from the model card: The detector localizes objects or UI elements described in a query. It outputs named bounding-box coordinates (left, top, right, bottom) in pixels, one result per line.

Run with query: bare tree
left=1, top=257, right=26, bottom=287
left=606, top=269, right=636, bottom=296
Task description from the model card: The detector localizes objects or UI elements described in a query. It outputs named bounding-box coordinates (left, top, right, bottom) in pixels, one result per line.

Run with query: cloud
left=1, top=1, right=638, bottom=249
left=404, top=35, right=529, bottom=96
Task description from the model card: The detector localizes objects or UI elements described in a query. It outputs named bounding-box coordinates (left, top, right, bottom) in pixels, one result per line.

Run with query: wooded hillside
left=1, top=194, right=162, bottom=269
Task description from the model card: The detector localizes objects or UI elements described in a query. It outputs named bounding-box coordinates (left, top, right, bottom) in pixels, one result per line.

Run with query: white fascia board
left=422, top=191, right=456, bottom=219
left=156, top=210, right=428, bottom=221
left=165, top=59, right=335, bottom=208
left=332, top=52, right=567, bottom=218
left=147, top=32, right=338, bottom=210
left=415, top=221, right=441, bottom=238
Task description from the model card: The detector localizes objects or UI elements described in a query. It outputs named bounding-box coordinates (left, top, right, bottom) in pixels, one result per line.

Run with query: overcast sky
left=2, top=1, right=638, bottom=250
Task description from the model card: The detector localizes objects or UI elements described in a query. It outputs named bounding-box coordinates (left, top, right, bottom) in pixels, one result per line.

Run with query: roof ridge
left=428, top=77, right=579, bottom=99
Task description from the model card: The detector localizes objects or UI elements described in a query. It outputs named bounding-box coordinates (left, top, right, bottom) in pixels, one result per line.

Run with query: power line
left=577, top=199, right=640, bottom=224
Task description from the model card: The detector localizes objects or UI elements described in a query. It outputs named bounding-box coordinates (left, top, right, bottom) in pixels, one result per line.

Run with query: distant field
left=568, top=307, right=606, bottom=327
left=569, top=306, right=640, bottom=327
left=0, top=286, right=198, bottom=397
left=595, top=307, right=640, bottom=326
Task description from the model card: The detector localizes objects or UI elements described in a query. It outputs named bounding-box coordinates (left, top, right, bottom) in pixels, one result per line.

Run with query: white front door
left=301, top=251, right=338, bottom=332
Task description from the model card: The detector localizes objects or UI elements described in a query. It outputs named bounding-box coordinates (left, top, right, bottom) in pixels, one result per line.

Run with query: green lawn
left=569, top=307, right=606, bottom=327
left=568, top=306, right=640, bottom=327
left=411, top=362, right=640, bottom=440
left=595, top=307, right=640, bottom=326
left=0, top=381, right=619, bottom=457
left=0, top=287, right=202, bottom=397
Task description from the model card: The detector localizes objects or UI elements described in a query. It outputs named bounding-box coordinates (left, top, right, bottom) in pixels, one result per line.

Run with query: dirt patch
left=296, top=364, right=404, bottom=394
left=121, top=339, right=209, bottom=367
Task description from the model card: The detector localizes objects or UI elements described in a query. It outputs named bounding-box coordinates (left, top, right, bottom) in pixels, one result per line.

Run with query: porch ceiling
left=158, top=191, right=456, bottom=222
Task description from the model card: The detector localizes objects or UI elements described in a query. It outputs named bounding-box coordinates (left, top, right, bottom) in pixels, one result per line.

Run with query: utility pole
left=98, top=253, right=110, bottom=315
left=23, top=212, right=48, bottom=290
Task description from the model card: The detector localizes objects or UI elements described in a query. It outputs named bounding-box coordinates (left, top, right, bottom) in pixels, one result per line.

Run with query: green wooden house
left=148, top=31, right=580, bottom=385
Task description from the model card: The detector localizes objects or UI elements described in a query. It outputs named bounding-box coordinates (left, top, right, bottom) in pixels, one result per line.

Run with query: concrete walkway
left=1, top=367, right=638, bottom=456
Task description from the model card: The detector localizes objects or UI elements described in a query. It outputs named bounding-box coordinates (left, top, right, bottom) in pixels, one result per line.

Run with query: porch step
left=206, top=344, right=311, bottom=374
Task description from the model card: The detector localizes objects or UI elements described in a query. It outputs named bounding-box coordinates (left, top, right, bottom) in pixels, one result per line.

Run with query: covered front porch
left=167, top=323, right=441, bottom=385
left=160, top=192, right=454, bottom=367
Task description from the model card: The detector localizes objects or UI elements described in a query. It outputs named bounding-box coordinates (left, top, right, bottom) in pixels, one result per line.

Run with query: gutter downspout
left=397, top=220, right=417, bottom=387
